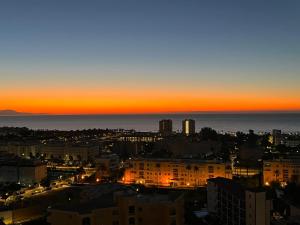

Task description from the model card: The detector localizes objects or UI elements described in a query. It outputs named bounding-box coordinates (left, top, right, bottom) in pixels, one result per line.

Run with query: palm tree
left=194, top=166, right=199, bottom=186
left=186, top=165, right=192, bottom=186
left=275, top=169, right=280, bottom=181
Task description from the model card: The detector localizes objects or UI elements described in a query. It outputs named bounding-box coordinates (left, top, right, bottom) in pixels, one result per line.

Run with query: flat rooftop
left=131, top=158, right=225, bottom=164
left=208, top=177, right=265, bottom=193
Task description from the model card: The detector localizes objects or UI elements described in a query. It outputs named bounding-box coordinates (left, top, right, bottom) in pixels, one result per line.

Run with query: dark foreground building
left=47, top=190, right=184, bottom=225
left=207, top=177, right=271, bottom=225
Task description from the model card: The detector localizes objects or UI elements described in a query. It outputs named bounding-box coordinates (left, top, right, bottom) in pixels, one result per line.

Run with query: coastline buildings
left=119, top=133, right=162, bottom=143
left=47, top=190, right=184, bottom=225
left=182, top=119, right=195, bottom=136
left=263, top=159, right=300, bottom=186
left=159, top=120, right=173, bottom=136
left=207, top=177, right=271, bottom=225
left=122, top=158, right=232, bottom=188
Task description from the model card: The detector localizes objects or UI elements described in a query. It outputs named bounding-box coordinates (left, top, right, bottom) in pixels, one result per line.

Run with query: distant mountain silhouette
left=0, top=110, right=32, bottom=116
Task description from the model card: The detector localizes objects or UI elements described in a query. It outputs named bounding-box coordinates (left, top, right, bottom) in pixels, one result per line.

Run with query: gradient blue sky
left=1, top=0, right=300, bottom=113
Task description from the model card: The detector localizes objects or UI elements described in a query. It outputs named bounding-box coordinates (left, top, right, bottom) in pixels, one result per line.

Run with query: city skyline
left=1, top=0, right=300, bottom=114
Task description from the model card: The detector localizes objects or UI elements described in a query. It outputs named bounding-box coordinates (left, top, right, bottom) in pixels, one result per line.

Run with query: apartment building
left=263, top=159, right=300, bottom=186
left=95, top=154, right=120, bottom=180
left=119, top=133, right=162, bottom=143
left=47, top=191, right=184, bottom=225
left=159, top=120, right=173, bottom=136
left=233, top=165, right=261, bottom=177
left=122, top=158, right=232, bottom=188
left=0, top=154, right=47, bottom=185
left=182, top=119, right=195, bottom=136
left=0, top=143, right=38, bottom=158
left=207, top=177, right=271, bottom=225
left=39, top=144, right=99, bottom=162
left=0, top=143, right=100, bottom=162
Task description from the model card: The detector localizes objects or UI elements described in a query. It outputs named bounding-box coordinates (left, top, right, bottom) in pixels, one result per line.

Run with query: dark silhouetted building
left=207, top=177, right=271, bottom=225
left=272, top=129, right=282, bottom=146
left=159, top=119, right=172, bottom=136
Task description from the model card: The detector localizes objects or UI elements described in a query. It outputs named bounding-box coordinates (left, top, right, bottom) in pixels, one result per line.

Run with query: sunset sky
left=1, top=0, right=300, bottom=114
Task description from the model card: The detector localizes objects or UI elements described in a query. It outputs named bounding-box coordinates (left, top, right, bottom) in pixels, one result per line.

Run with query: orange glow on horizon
left=1, top=86, right=300, bottom=114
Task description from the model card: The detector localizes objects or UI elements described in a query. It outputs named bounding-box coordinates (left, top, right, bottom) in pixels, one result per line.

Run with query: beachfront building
left=182, top=119, right=195, bottom=136
left=159, top=120, right=173, bottom=136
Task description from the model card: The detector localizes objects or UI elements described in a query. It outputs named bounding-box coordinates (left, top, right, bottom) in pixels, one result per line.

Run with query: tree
left=261, top=134, right=271, bottom=149
left=247, top=130, right=258, bottom=147
left=199, top=127, right=218, bottom=141
left=236, top=132, right=247, bottom=147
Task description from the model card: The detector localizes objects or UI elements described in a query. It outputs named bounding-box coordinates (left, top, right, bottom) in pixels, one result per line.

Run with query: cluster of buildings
left=0, top=143, right=100, bottom=163
left=270, top=129, right=300, bottom=147
left=121, top=157, right=300, bottom=189
left=0, top=153, right=47, bottom=185
left=159, top=119, right=196, bottom=136
left=119, top=133, right=162, bottom=143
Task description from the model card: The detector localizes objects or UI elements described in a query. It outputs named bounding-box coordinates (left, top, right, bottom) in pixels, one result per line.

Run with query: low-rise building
left=263, top=159, right=300, bottom=186
left=39, top=144, right=99, bottom=162
left=233, top=165, right=261, bottom=177
left=284, top=139, right=300, bottom=148
left=207, top=177, right=271, bottom=225
left=122, top=158, right=232, bottom=188
left=0, top=143, right=100, bottom=163
left=0, top=155, right=47, bottom=185
left=0, top=143, right=38, bottom=158
left=119, top=133, right=162, bottom=143
left=95, top=154, right=120, bottom=180
left=47, top=190, right=184, bottom=225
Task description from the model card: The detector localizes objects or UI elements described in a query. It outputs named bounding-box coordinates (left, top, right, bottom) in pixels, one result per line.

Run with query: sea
left=0, top=113, right=300, bottom=133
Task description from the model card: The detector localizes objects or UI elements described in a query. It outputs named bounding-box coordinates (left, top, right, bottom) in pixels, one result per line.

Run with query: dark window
left=129, top=205, right=135, bottom=214
left=82, top=217, right=91, bottom=225
left=170, top=218, right=176, bottom=225
left=170, top=208, right=176, bottom=215
left=112, top=209, right=119, bottom=215
left=129, top=217, right=135, bottom=225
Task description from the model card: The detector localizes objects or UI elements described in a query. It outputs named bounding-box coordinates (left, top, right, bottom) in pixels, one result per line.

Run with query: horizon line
left=1, top=109, right=300, bottom=116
